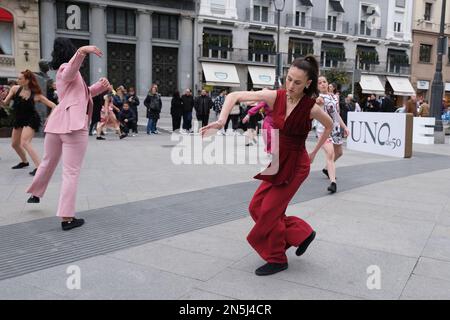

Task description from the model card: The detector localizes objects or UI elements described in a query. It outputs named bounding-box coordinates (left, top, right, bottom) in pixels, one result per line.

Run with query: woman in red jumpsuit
left=200, top=56, right=333, bottom=276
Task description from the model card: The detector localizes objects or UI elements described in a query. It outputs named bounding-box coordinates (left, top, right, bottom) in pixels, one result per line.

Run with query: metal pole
left=275, top=9, right=281, bottom=89
left=430, top=0, right=446, bottom=131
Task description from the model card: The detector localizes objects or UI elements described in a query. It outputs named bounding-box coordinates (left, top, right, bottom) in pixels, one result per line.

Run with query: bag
left=149, top=95, right=161, bottom=112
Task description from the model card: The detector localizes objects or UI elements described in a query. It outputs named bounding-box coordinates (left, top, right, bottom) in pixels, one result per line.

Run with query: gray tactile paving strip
left=0, top=152, right=449, bottom=280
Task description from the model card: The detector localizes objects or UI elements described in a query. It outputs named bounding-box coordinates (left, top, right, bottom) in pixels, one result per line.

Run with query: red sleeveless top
left=254, top=89, right=315, bottom=185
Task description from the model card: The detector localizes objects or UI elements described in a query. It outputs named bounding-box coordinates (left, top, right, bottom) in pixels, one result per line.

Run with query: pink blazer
left=45, top=51, right=109, bottom=134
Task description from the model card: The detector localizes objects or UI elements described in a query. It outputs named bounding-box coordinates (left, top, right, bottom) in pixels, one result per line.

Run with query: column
left=137, top=9, right=152, bottom=96
left=90, top=4, right=107, bottom=81
left=179, top=15, right=194, bottom=92
left=40, top=0, right=56, bottom=60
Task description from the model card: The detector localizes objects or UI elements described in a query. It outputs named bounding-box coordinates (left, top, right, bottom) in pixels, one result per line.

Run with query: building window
left=394, top=22, right=402, bottom=33
left=387, top=49, right=409, bottom=73
left=107, top=7, right=136, bottom=36
left=202, top=28, right=232, bottom=59
left=253, top=5, right=269, bottom=22
left=419, top=44, right=432, bottom=63
left=395, top=0, right=405, bottom=8
left=356, top=46, right=379, bottom=71
left=327, top=15, right=337, bottom=31
left=56, top=1, right=89, bottom=31
left=424, top=3, right=432, bottom=21
left=248, top=33, right=275, bottom=63
left=321, top=42, right=345, bottom=68
left=288, top=38, right=313, bottom=63
left=0, top=8, right=13, bottom=55
left=360, top=19, right=371, bottom=36
left=295, top=11, right=306, bottom=27
left=152, top=14, right=178, bottom=40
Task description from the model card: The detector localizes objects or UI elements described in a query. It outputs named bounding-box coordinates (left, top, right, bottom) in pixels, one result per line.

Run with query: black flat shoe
left=96, top=136, right=106, bottom=140
left=296, top=231, right=316, bottom=256
left=12, top=162, right=29, bottom=169
left=328, top=182, right=337, bottom=194
left=255, top=263, right=288, bottom=276
left=322, top=168, right=329, bottom=178
left=61, top=218, right=85, bottom=231
left=27, top=195, right=40, bottom=203
left=29, top=168, right=37, bottom=176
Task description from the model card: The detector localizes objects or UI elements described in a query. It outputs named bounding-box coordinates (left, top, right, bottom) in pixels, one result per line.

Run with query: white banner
left=347, top=112, right=413, bottom=158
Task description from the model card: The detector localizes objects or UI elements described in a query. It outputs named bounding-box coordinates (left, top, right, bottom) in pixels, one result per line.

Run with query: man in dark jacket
left=194, top=89, right=214, bottom=128
left=119, top=102, right=137, bottom=136
left=144, top=84, right=162, bottom=134
left=127, top=86, right=140, bottom=134
left=380, top=95, right=396, bottom=113
left=181, top=88, right=194, bottom=133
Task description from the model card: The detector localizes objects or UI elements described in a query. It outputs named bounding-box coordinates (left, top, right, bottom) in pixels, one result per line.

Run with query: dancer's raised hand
left=79, top=45, right=103, bottom=57
left=200, top=120, right=223, bottom=138
left=98, top=77, right=110, bottom=89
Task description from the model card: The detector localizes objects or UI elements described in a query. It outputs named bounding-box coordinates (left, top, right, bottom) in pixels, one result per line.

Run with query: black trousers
left=197, top=114, right=210, bottom=128
left=225, top=115, right=240, bottom=131
left=121, top=120, right=137, bottom=134
left=171, top=114, right=182, bottom=132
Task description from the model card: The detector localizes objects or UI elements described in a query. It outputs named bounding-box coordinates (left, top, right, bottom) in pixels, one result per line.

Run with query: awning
left=0, top=8, right=13, bottom=22
left=386, top=76, right=416, bottom=96
left=446, top=83, right=450, bottom=92
left=248, top=66, right=276, bottom=88
left=359, top=75, right=385, bottom=95
left=300, top=0, right=313, bottom=7
left=201, top=62, right=240, bottom=87
left=329, top=0, right=345, bottom=13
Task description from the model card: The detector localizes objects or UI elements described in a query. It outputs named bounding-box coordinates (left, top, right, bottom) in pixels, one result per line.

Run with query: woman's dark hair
left=291, top=55, right=319, bottom=97
left=173, top=90, right=180, bottom=98
left=50, top=37, right=77, bottom=70
left=21, top=70, right=42, bottom=95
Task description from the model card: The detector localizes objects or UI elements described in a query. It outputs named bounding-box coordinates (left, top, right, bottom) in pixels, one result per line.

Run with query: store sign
left=66, top=5, right=81, bottom=30
left=417, top=80, right=429, bottom=90
left=347, top=112, right=413, bottom=158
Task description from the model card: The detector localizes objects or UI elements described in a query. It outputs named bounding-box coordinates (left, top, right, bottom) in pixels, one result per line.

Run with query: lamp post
left=273, top=0, right=286, bottom=89
left=430, top=0, right=447, bottom=133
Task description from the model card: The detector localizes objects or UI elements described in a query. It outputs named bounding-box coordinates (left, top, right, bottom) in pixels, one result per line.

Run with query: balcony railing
left=316, top=58, right=410, bottom=75
left=199, top=46, right=411, bottom=76
left=285, top=15, right=350, bottom=35
left=245, top=8, right=280, bottom=25
left=354, top=23, right=382, bottom=38
left=199, top=45, right=277, bottom=65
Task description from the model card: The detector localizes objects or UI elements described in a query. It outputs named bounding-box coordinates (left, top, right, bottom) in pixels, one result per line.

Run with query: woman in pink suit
left=243, top=100, right=274, bottom=154
left=27, top=38, right=111, bottom=231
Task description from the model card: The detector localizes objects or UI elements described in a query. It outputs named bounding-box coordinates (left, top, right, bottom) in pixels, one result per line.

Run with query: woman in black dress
left=0, top=70, right=56, bottom=175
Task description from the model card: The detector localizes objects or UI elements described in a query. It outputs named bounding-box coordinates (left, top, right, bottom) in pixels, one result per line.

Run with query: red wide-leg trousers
left=247, top=150, right=313, bottom=264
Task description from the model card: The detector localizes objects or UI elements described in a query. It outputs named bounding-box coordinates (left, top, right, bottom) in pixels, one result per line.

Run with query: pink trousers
left=27, top=129, right=88, bottom=217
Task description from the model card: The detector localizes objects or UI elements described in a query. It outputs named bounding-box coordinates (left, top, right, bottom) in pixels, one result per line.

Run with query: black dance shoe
left=27, top=195, right=40, bottom=203
left=12, top=162, right=29, bottom=169
left=96, top=136, right=106, bottom=140
left=29, top=168, right=37, bottom=176
left=61, top=218, right=85, bottom=231
left=322, top=168, right=329, bottom=178
left=255, top=263, right=288, bottom=276
left=327, top=182, right=337, bottom=194
left=296, top=231, right=316, bottom=256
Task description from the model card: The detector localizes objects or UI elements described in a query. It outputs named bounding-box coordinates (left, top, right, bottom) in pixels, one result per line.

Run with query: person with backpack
left=144, top=84, right=162, bottom=134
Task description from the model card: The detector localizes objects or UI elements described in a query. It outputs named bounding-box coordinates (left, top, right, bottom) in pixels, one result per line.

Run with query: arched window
left=0, top=8, right=13, bottom=55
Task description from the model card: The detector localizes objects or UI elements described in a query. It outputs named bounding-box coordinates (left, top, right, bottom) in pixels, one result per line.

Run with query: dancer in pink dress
left=243, top=100, right=274, bottom=154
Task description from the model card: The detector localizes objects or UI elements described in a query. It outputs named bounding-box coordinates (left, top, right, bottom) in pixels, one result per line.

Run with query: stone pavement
left=0, top=114, right=450, bottom=300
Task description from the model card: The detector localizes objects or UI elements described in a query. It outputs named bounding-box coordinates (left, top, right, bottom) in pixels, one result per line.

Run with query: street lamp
left=430, top=0, right=447, bottom=134
left=273, top=0, right=286, bottom=89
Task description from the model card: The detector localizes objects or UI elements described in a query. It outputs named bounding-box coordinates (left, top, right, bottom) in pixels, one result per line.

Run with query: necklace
left=287, top=93, right=303, bottom=106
